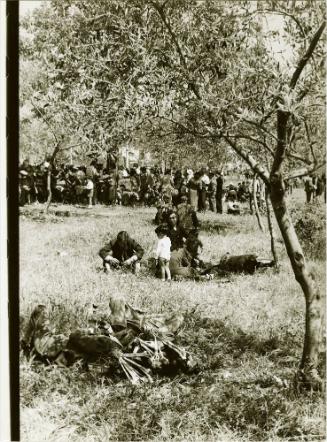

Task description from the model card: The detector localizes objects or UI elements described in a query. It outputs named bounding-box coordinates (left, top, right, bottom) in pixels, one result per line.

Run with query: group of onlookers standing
left=19, top=159, right=230, bottom=213
left=303, top=173, right=326, bottom=203
left=19, top=157, right=325, bottom=212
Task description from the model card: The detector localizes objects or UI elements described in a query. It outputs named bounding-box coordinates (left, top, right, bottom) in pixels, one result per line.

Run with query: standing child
left=154, top=225, right=171, bottom=281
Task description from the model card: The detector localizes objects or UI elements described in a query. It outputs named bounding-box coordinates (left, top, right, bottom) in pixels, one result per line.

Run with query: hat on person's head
left=20, top=170, right=28, bottom=176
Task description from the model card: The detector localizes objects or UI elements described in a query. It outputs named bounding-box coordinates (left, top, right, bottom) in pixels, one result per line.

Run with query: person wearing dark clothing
left=160, top=171, right=174, bottom=206
left=176, top=196, right=200, bottom=236
left=86, top=160, right=100, bottom=205
left=198, top=170, right=209, bottom=212
left=207, top=172, right=217, bottom=212
left=105, top=172, right=117, bottom=205
left=155, top=202, right=173, bottom=225
left=237, top=181, right=248, bottom=202
left=216, top=172, right=224, bottom=214
left=187, top=173, right=201, bottom=211
left=19, top=169, right=34, bottom=206
left=316, top=176, right=323, bottom=199
left=304, top=175, right=315, bottom=203
left=130, top=168, right=140, bottom=193
left=167, top=211, right=187, bottom=251
left=34, top=169, right=47, bottom=203
left=106, top=148, right=118, bottom=171
left=139, top=167, right=154, bottom=205
left=179, top=177, right=188, bottom=201
left=99, top=231, right=144, bottom=274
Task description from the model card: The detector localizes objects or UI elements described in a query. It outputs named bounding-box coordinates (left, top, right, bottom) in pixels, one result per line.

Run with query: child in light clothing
left=154, top=225, right=171, bottom=281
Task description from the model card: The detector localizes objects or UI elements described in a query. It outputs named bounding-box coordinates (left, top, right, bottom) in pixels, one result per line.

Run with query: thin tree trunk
left=265, top=188, right=279, bottom=268
left=270, top=176, right=323, bottom=389
left=270, top=109, right=323, bottom=390
left=45, top=167, right=52, bottom=214
left=46, top=142, right=61, bottom=214
left=253, top=174, right=265, bottom=232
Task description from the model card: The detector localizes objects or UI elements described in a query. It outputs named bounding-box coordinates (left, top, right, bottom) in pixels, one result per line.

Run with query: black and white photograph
left=13, top=0, right=327, bottom=440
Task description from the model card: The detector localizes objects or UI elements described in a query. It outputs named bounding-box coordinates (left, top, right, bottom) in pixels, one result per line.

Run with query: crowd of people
left=18, top=157, right=269, bottom=215
left=19, top=158, right=325, bottom=214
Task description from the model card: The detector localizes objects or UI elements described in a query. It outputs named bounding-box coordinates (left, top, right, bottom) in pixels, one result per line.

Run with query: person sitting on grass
left=167, top=210, right=187, bottom=251
left=154, top=224, right=171, bottom=282
left=226, top=193, right=241, bottom=215
left=99, top=231, right=144, bottom=274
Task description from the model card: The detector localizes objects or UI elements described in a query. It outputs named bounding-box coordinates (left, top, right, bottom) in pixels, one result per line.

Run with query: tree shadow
left=198, top=219, right=231, bottom=235
left=178, top=313, right=302, bottom=371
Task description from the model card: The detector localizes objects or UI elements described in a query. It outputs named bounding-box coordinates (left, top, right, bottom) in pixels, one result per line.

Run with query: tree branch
left=304, top=121, right=317, bottom=163
left=241, top=118, right=278, bottom=142
left=256, top=9, right=307, bottom=40
left=227, top=133, right=274, bottom=156
left=223, top=136, right=270, bottom=184
left=151, top=1, right=201, bottom=100
left=30, top=99, right=59, bottom=145
left=154, top=115, right=209, bottom=138
left=290, top=21, right=326, bottom=90
left=271, top=21, right=325, bottom=176
left=285, top=151, right=312, bottom=166
left=59, top=142, right=84, bottom=152
left=285, top=161, right=326, bottom=180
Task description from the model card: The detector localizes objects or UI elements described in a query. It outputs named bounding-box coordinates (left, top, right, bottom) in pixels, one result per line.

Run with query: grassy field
left=20, top=191, right=326, bottom=441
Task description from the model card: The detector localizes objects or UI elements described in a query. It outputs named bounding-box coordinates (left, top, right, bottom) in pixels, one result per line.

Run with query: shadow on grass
left=198, top=219, right=231, bottom=234
left=178, top=312, right=302, bottom=371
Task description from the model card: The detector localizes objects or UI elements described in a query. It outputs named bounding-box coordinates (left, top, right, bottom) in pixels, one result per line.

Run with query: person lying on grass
left=99, top=231, right=144, bottom=274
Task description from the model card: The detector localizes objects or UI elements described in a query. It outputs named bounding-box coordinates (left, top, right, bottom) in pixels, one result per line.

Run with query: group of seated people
left=99, top=196, right=202, bottom=280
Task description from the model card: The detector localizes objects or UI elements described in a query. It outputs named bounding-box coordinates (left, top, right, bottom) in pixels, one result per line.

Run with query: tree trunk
left=45, top=167, right=52, bottom=214
left=45, top=142, right=61, bottom=214
left=270, top=172, right=323, bottom=389
left=253, top=174, right=265, bottom=232
left=265, top=189, right=279, bottom=268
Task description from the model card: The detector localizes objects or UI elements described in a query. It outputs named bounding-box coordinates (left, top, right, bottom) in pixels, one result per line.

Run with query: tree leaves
left=20, top=0, right=325, bottom=169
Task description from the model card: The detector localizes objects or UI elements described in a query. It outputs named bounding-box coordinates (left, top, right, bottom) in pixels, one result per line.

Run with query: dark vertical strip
left=7, top=1, right=20, bottom=441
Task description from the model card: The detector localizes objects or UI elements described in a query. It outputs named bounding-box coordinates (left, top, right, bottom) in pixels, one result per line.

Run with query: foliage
left=20, top=1, right=325, bottom=173
left=292, top=202, right=326, bottom=260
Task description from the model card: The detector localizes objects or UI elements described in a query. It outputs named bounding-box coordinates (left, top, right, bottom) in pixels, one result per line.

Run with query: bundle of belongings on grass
left=201, top=253, right=275, bottom=276
left=21, top=298, right=196, bottom=384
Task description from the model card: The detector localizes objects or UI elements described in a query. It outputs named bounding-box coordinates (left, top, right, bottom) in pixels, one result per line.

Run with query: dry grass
left=20, top=190, right=325, bottom=441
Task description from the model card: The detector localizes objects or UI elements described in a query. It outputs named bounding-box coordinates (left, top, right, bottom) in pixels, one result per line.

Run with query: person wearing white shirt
left=154, top=225, right=171, bottom=281
left=85, top=178, right=94, bottom=208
